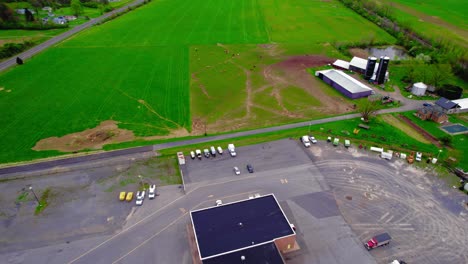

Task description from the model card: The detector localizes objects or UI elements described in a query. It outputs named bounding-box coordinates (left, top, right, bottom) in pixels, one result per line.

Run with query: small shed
left=411, top=82, right=427, bottom=96
left=332, top=59, right=350, bottom=70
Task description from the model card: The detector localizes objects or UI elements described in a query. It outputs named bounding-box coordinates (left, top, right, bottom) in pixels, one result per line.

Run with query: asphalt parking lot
left=1, top=139, right=467, bottom=264
left=181, top=139, right=312, bottom=184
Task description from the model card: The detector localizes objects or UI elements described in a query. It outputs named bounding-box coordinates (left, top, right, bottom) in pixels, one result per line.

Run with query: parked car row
left=189, top=143, right=237, bottom=160
left=300, top=135, right=317, bottom=147
left=232, top=164, right=254, bottom=175
left=119, top=184, right=157, bottom=206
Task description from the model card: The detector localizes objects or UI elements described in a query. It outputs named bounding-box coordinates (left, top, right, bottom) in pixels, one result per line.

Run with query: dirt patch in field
left=349, top=48, right=369, bottom=58
left=263, top=55, right=352, bottom=114
left=33, top=120, right=135, bottom=152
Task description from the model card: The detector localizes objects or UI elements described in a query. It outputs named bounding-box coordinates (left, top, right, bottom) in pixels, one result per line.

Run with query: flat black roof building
left=202, top=242, right=284, bottom=264
left=190, top=194, right=295, bottom=263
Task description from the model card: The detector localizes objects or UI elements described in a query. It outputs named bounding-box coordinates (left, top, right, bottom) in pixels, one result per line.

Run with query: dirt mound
left=33, top=120, right=135, bottom=152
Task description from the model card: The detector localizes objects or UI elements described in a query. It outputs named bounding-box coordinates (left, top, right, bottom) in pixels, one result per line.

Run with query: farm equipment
left=407, top=151, right=415, bottom=164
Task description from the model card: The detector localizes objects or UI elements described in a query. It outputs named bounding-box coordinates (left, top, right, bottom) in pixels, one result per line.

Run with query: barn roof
left=316, top=69, right=373, bottom=94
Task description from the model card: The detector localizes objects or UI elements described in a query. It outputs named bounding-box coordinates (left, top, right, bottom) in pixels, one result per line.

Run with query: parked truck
left=300, top=135, right=311, bottom=147
left=364, top=233, right=391, bottom=250
left=228, top=144, right=237, bottom=157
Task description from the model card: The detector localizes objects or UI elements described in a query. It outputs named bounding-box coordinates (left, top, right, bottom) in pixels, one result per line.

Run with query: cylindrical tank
left=376, top=56, right=390, bottom=84
left=364, top=57, right=377, bottom=80
left=411, top=82, right=427, bottom=96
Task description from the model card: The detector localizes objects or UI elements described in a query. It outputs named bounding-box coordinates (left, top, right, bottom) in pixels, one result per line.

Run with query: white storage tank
left=411, top=82, right=427, bottom=96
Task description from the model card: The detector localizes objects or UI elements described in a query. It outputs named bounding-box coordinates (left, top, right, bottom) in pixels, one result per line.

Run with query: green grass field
left=0, top=0, right=397, bottom=163
left=382, top=0, right=468, bottom=47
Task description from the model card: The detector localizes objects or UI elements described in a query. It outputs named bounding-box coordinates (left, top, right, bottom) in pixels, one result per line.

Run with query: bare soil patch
left=33, top=120, right=135, bottom=152
left=349, top=48, right=369, bottom=58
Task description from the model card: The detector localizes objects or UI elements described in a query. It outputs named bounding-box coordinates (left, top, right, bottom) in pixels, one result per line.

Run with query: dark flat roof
left=191, top=194, right=294, bottom=259
left=435, top=97, right=459, bottom=110
left=202, top=242, right=284, bottom=264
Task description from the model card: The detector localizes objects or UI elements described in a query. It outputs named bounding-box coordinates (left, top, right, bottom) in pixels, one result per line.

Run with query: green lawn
left=400, top=111, right=468, bottom=171
left=0, top=46, right=189, bottom=162
left=0, top=0, right=397, bottom=164
left=382, top=0, right=468, bottom=47
left=261, top=0, right=396, bottom=44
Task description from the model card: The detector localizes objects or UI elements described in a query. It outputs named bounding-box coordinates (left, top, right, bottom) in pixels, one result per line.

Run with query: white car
left=148, top=184, right=156, bottom=199
left=233, top=166, right=240, bottom=175
left=190, top=151, right=195, bottom=159
left=216, top=200, right=223, bottom=206
left=309, top=136, right=317, bottom=144
left=136, top=191, right=145, bottom=206
left=217, top=146, right=223, bottom=154
left=415, top=152, right=422, bottom=162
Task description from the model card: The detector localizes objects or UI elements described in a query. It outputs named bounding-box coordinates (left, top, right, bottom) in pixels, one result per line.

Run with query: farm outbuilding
left=189, top=194, right=296, bottom=264
left=332, top=59, right=350, bottom=70
left=451, top=98, right=468, bottom=113
left=315, top=69, right=373, bottom=99
left=411, top=82, right=427, bottom=96
left=349, top=57, right=368, bottom=73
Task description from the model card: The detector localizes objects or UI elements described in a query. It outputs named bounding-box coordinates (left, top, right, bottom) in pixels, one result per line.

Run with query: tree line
left=337, top=0, right=468, bottom=82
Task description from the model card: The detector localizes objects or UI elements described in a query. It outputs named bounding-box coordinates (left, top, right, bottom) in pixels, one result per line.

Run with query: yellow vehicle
left=119, top=192, right=126, bottom=201
left=125, top=192, right=134, bottom=202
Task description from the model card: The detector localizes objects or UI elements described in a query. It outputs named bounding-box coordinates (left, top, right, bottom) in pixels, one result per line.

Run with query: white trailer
left=370, top=147, right=383, bottom=153
left=380, top=152, right=393, bottom=160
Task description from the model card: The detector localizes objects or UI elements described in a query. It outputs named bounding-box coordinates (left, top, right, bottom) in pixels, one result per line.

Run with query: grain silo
left=364, top=57, right=377, bottom=80
left=411, top=82, right=427, bottom=96
left=376, top=56, right=390, bottom=84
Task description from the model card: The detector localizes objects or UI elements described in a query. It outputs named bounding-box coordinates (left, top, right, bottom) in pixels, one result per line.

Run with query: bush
left=82, top=2, right=99, bottom=8
left=0, top=41, right=36, bottom=59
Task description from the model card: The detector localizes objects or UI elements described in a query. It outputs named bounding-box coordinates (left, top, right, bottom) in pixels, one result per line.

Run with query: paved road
left=0, top=100, right=422, bottom=176
left=0, top=0, right=144, bottom=72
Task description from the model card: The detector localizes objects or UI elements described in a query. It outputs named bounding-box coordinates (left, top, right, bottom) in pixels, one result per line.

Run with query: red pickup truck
left=365, top=233, right=391, bottom=250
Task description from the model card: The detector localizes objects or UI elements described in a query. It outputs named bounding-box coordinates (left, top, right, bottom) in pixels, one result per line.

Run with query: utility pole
left=29, top=186, right=40, bottom=204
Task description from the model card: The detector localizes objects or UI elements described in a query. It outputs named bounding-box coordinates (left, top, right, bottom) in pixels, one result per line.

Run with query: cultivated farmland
left=0, top=0, right=396, bottom=163
left=382, top=0, right=468, bottom=47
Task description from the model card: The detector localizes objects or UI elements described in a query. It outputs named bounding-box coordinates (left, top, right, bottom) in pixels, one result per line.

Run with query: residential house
left=416, top=106, right=448, bottom=123
left=435, top=97, right=460, bottom=114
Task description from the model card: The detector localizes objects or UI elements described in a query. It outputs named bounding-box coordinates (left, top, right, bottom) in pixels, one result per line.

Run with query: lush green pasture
left=0, top=46, right=189, bottom=162
left=260, top=0, right=396, bottom=44
left=63, top=0, right=269, bottom=47
left=0, top=29, right=67, bottom=46
left=0, top=0, right=399, bottom=163
left=382, top=0, right=468, bottom=47
left=385, top=0, right=467, bottom=29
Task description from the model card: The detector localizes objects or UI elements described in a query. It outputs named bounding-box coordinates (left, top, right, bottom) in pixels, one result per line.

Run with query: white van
left=301, top=136, right=311, bottom=147
left=210, top=146, right=216, bottom=156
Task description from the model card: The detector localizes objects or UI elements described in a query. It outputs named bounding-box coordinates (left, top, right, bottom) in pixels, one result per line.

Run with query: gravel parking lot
left=1, top=139, right=466, bottom=264
left=312, top=142, right=468, bottom=264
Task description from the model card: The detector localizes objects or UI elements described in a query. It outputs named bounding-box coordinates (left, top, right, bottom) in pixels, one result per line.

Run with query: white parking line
left=379, top=212, right=390, bottom=222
